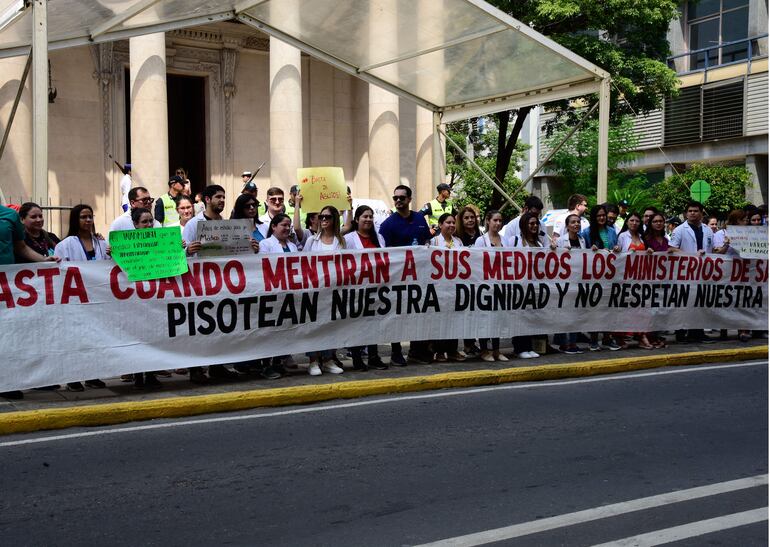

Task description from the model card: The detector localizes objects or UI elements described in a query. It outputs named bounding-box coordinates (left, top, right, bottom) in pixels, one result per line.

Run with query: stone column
left=0, top=56, right=33, bottom=200
left=269, top=37, right=303, bottom=190
left=368, top=86, right=400, bottom=202
left=129, top=33, right=169, bottom=199
left=745, top=154, right=768, bottom=205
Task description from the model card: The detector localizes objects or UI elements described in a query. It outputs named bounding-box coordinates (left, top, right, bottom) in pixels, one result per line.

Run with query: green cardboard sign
left=109, top=227, right=188, bottom=282
left=690, top=179, right=712, bottom=203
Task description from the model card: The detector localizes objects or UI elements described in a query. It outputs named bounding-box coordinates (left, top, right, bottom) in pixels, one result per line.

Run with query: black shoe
left=67, top=382, right=84, bottom=392
left=331, top=355, right=345, bottom=369
left=1, top=390, right=23, bottom=400
left=134, top=374, right=145, bottom=389
left=390, top=353, right=407, bottom=366
left=85, top=379, right=106, bottom=389
left=352, top=354, right=367, bottom=371
left=189, top=370, right=209, bottom=384
left=409, top=352, right=433, bottom=364
left=260, top=365, right=282, bottom=380
left=699, top=337, right=717, bottom=344
left=234, top=364, right=252, bottom=375
left=145, top=374, right=162, bottom=389
left=208, top=366, right=238, bottom=380
left=33, top=385, right=60, bottom=391
left=367, top=355, right=388, bottom=370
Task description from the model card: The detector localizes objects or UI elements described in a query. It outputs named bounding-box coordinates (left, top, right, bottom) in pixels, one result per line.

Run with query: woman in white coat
left=473, top=210, right=508, bottom=362
left=53, top=204, right=109, bottom=391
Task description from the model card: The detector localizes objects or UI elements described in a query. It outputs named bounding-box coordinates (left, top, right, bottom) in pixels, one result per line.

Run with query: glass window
left=687, top=0, right=720, bottom=20
left=722, top=0, right=749, bottom=10
left=722, top=6, right=749, bottom=62
left=689, top=18, right=720, bottom=68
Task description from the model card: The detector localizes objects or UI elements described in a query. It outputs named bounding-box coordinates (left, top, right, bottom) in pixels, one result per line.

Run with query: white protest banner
left=195, top=219, right=253, bottom=257
left=725, top=226, right=768, bottom=259
left=0, top=249, right=766, bottom=391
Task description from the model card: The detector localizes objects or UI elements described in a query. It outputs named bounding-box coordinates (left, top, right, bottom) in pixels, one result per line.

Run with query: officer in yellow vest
left=419, top=183, right=456, bottom=234
left=154, top=175, right=185, bottom=226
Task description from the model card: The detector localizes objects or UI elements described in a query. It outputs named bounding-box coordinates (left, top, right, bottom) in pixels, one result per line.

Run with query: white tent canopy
left=0, top=0, right=611, bottom=200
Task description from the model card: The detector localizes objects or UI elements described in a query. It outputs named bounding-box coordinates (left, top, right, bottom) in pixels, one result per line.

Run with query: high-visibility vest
left=160, top=193, right=180, bottom=227
left=427, top=198, right=453, bottom=226
left=285, top=202, right=307, bottom=225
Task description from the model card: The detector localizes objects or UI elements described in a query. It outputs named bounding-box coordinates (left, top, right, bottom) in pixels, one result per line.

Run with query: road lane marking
left=413, top=475, right=768, bottom=547
left=591, top=507, right=768, bottom=547
left=0, top=360, right=765, bottom=447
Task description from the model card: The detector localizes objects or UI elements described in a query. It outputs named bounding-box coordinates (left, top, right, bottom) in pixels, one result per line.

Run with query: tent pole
left=438, top=126, right=520, bottom=213
left=432, top=111, right=444, bottom=187
left=0, top=52, right=31, bottom=164
left=596, top=77, right=611, bottom=203
left=32, top=0, right=48, bottom=204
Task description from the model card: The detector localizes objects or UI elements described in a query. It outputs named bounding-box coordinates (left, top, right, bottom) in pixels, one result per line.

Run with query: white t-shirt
left=713, top=228, right=740, bottom=257
left=119, top=174, right=132, bottom=207
left=109, top=210, right=161, bottom=232
left=302, top=234, right=344, bottom=252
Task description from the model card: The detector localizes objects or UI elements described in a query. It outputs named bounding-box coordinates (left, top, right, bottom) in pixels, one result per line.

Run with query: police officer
left=419, top=183, right=456, bottom=235
left=285, top=184, right=307, bottom=226
left=154, top=175, right=185, bottom=226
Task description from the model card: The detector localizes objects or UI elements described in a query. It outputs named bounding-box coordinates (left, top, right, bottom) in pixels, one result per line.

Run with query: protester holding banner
left=456, top=206, right=483, bottom=247
left=512, top=213, right=546, bottom=248
left=259, top=213, right=298, bottom=254
left=54, top=205, right=109, bottom=262
left=713, top=209, right=746, bottom=257
left=580, top=205, right=620, bottom=252
left=379, top=185, right=433, bottom=365
left=109, top=187, right=161, bottom=232
left=501, top=195, right=544, bottom=245
left=474, top=210, right=504, bottom=249
left=617, top=213, right=647, bottom=252
left=175, top=195, right=195, bottom=229
left=302, top=206, right=346, bottom=251
left=748, top=209, right=763, bottom=226
left=344, top=205, right=386, bottom=249
left=17, top=202, right=60, bottom=260
left=644, top=213, right=671, bottom=253
left=552, top=214, right=587, bottom=250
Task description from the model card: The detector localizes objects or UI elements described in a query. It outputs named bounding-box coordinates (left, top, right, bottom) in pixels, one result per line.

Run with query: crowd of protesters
left=0, top=172, right=767, bottom=399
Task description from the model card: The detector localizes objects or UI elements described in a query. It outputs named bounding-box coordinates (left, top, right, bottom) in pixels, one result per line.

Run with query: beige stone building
left=0, top=21, right=439, bottom=233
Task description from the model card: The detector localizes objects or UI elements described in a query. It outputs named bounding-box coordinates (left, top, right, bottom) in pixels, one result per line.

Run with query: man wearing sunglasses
left=257, top=186, right=303, bottom=244
left=378, top=184, right=433, bottom=365
left=109, top=186, right=161, bottom=232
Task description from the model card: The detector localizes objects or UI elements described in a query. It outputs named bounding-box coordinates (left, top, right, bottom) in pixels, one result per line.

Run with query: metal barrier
left=667, top=34, right=768, bottom=77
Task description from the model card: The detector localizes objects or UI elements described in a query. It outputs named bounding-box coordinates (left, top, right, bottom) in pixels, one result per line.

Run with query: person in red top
left=343, top=206, right=387, bottom=370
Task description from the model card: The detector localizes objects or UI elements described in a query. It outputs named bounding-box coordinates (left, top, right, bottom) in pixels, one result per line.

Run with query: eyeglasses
left=268, top=197, right=284, bottom=203
left=244, top=203, right=257, bottom=209
left=318, top=214, right=333, bottom=221
left=393, top=195, right=408, bottom=202
left=135, top=197, right=154, bottom=205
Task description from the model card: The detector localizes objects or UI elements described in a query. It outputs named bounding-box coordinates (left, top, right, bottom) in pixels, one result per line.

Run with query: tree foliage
left=460, top=0, right=681, bottom=208
left=653, top=164, right=753, bottom=219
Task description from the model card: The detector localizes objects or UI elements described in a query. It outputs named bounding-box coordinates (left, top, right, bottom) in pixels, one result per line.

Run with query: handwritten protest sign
left=109, top=227, right=188, bottom=282
left=195, top=219, right=254, bottom=257
left=297, top=167, right=348, bottom=213
left=726, top=226, right=769, bottom=258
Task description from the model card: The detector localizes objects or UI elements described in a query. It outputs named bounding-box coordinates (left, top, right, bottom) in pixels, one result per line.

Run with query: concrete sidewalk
left=0, top=337, right=766, bottom=435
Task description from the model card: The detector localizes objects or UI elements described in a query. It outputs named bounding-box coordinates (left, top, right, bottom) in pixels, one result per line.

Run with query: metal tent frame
left=0, top=0, right=611, bottom=205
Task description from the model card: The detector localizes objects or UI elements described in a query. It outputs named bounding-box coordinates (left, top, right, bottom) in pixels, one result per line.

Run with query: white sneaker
left=321, top=362, right=344, bottom=374
left=517, top=352, right=534, bottom=359
left=308, top=363, right=322, bottom=376
left=525, top=351, right=540, bottom=359
left=495, top=353, right=509, bottom=362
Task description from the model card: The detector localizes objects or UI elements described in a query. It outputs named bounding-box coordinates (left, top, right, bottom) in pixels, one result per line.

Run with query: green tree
left=546, top=115, right=647, bottom=207
left=653, top=164, right=752, bottom=219
left=445, top=121, right=527, bottom=217
left=466, top=0, right=681, bottom=209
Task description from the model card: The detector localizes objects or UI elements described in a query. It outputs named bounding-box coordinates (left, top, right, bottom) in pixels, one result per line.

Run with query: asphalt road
left=0, top=360, right=766, bottom=546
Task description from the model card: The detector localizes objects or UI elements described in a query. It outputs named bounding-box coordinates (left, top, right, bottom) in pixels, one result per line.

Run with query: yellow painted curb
left=0, top=346, right=766, bottom=436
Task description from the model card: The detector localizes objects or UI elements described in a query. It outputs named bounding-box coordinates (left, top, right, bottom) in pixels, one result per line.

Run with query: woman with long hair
left=302, top=205, right=346, bottom=252
left=550, top=214, right=585, bottom=354
left=53, top=205, right=108, bottom=391
left=455, top=206, right=482, bottom=247
left=230, top=192, right=265, bottom=243
left=473, top=210, right=508, bottom=361
left=54, top=204, right=109, bottom=262
left=17, top=202, right=59, bottom=260
left=513, top=212, right=545, bottom=248
left=617, top=212, right=646, bottom=252
left=644, top=212, right=670, bottom=253
left=580, top=204, right=620, bottom=252
left=429, top=213, right=466, bottom=362
left=343, top=205, right=388, bottom=371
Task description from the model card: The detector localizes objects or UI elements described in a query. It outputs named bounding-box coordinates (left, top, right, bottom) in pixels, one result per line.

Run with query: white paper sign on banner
left=195, top=219, right=254, bottom=256
left=725, top=226, right=768, bottom=259
left=0, top=248, right=766, bottom=391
